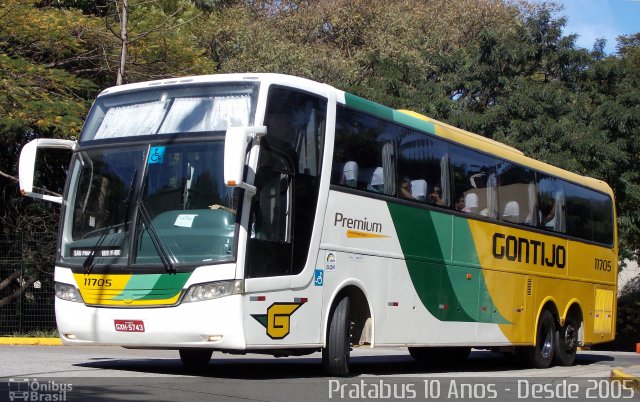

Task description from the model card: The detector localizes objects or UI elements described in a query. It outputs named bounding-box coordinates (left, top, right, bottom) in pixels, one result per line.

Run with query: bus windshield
left=81, top=82, right=258, bottom=142
left=61, top=141, right=241, bottom=268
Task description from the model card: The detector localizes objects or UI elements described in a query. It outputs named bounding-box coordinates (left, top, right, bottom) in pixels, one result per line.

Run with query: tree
left=0, top=0, right=214, bottom=314
left=98, top=0, right=214, bottom=85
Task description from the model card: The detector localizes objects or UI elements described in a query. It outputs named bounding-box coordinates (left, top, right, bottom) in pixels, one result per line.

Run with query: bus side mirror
left=19, top=138, right=76, bottom=204
left=224, top=126, right=266, bottom=195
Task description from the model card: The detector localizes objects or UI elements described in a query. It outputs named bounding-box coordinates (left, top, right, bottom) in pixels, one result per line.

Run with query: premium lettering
left=492, top=233, right=565, bottom=269
left=334, top=212, right=382, bottom=233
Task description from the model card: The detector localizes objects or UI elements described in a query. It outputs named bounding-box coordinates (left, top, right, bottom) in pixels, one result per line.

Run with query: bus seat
left=368, top=167, right=384, bottom=193
left=503, top=201, right=520, bottom=223
left=411, top=179, right=427, bottom=201
left=342, top=161, right=358, bottom=188
left=464, top=192, right=479, bottom=213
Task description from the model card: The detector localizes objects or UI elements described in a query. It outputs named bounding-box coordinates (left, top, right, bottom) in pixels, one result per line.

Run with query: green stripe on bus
left=450, top=216, right=508, bottom=324
left=344, top=93, right=395, bottom=121
left=387, top=202, right=475, bottom=322
left=391, top=110, right=436, bottom=136
left=343, top=93, right=437, bottom=135
left=138, top=272, right=190, bottom=300
left=387, top=202, right=508, bottom=324
left=111, top=273, right=190, bottom=300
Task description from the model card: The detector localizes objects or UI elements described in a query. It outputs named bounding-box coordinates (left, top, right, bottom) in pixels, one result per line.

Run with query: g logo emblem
left=252, top=302, right=303, bottom=339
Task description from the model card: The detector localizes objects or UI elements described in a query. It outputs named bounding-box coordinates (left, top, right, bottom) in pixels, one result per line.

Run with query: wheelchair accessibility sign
left=147, top=146, right=166, bottom=164
left=314, top=269, right=324, bottom=287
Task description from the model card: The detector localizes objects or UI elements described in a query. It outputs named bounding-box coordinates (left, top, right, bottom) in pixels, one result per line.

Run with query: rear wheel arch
left=561, top=301, right=584, bottom=329
left=533, top=298, right=560, bottom=343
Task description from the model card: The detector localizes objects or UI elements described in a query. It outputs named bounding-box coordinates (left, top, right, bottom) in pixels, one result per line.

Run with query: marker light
left=54, top=282, right=84, bottom=303
left=183, top=280, right=244, bottom=303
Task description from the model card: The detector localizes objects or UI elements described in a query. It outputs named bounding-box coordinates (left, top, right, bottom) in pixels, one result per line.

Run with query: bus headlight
left=55, top=282, right=84, bottom=303
left=183, top=280, right=244, bottom=303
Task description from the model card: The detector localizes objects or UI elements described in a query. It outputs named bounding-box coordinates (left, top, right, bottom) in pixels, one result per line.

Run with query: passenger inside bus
left=429, top=184, right=444, bottom=205
left=400, top=177, right=414, bottom=199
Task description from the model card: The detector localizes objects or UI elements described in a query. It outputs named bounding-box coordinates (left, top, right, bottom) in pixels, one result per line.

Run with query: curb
left=0, top=337, right=62, bottom=346
left=610, top=368, right=640, bottom=391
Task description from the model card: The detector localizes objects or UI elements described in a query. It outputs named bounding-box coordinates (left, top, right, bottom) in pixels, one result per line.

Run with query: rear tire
left=522, top=309, right=556, bottom=368
left=322, top=297, right=351, bottom=376
left=554, top=317, right=579, bottom=366
left=179, top=349, right=213, bottom=368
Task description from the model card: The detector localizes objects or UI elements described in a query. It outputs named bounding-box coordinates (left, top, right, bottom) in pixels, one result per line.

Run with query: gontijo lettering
left=492, top=232, right=566, bottom=269
left=334, top=212, right=382, bottom=233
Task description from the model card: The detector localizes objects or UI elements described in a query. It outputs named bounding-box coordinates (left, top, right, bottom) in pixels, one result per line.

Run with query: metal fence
left=0, top=233, right=57, bottom=335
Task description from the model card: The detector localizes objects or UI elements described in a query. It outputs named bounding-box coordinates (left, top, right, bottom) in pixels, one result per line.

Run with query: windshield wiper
left=137, top=201, right=177, bottom=274
left=83, top=170, right=137, bottom=274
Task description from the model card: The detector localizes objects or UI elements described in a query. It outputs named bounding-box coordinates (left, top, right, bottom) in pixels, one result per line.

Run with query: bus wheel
left=179, top=349, right=213, bottom=368
left=322, top=297, right=351, bottom=377
left=522, top=309, right=556, bottom=368
left=554, top=318, right=579, bottom=366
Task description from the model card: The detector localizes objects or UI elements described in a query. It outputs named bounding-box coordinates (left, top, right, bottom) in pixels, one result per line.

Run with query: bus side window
left=565, top=181, right=614, bottom=244
left=537, top=174, right=566, bottom=233
left=497, top=163, right=536, bottom=225
left=450, top=145, right=498, bottom=218
left=591, top=191, right=614, bottom=245
left=332, top=105, right=397, bottom=196
left=397, top=129, right=448, bottom=206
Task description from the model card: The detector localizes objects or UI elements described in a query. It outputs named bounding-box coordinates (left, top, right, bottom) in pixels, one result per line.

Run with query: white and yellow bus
left=20, top=73, right=617, bottom=375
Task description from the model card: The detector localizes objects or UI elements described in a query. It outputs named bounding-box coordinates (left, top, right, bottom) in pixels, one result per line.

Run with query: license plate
left=114, top=320, right=145, bottom=332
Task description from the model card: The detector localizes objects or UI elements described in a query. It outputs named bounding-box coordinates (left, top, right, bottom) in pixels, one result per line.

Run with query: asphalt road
left=0, top=346, right=638, bottom=401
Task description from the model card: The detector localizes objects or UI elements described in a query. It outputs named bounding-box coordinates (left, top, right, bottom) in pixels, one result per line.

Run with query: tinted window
left=246, top=148, right=293, bottom=278
left=450, top=145, right=498, bottom=217
left=332, top=106, right=397, bottom=196
left=264, top=87, right=326, bottom=177
left=497, top=163, right=537, bottom=225
left=565, top=182, right=593, bottom=239
left=397, top=129, right=449, bottom=206
left=537, top=174, right=566, bottom=234
left=247, top=87, right=328, bottom=278
left=592, top=192, right=614, bottom=244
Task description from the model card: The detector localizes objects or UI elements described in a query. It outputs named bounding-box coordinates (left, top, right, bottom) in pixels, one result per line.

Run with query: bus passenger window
left=497, top=163, right=536, bottom=225
left=397, top=129, right=448, bottom=206
left=537, top=175, right=565, bottom=233
left=332, top=105, right=397, bottom=196
left=565, top=182, right=592, bottom=239
left=450, top=145, right=498, bottom=218
left=591, top=192, right=614, bottom=244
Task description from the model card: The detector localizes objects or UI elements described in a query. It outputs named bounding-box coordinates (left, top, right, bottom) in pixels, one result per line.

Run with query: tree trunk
left=0, top=277, right=37, bottom=308
left=0, top=270, right=21, bottom=292
left=116, top=0, right=128, bottom=86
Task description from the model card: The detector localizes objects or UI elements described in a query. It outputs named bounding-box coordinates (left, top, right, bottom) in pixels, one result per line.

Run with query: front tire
left=179, top=348, right=213, bottom=369
left=322, top=297, right=351, bottom=376
left=522, top=309, right=556, bottom=368
left=555, top=317, right=579, bottom=366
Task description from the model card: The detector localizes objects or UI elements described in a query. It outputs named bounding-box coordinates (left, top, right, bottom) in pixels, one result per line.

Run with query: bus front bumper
left=55, top=295, right=246, bottom=349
